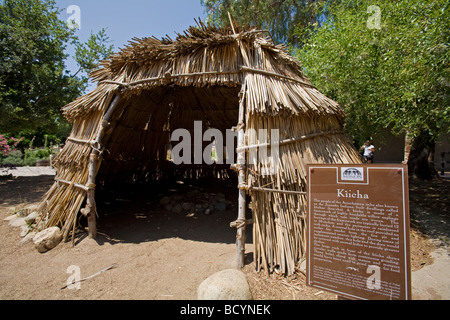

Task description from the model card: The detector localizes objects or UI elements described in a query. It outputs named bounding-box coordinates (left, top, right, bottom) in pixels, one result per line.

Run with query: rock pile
left=159, top=190, right=233, bottom=215
left=4, top=204, right=62, bottom=253
left=5, top=187, right=236, bottom=253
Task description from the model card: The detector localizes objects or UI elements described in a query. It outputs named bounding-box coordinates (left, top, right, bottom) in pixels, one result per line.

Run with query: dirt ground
left=0, top=172, right=448, bottom=300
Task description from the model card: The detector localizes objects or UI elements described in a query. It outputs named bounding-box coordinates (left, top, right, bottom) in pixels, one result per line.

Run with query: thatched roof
left=36, top=22, right=362, bottom=276
left=62, top=23, right=342, bottom=121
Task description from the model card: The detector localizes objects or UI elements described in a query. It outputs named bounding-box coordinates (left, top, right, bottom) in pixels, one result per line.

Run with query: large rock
left=197, top=269, right=253, bottom=300
left=33, top=227, right=63, bottom=253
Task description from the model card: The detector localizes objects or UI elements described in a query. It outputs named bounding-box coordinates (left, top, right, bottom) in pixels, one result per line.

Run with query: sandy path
left=0, top=174, right=250, bottom=300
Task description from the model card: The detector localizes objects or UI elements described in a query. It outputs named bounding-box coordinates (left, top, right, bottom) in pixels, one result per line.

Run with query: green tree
left=296, top=0, right=449, bottom=178
left=0, top=0, right=114, bottom=140
left=73, top=28, right=114, bottom=82
left=201, top=0, right=324, bottom=46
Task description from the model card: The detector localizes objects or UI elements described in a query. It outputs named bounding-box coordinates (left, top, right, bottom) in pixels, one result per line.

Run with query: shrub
left=0, top=150, right=24, bottom=166
left=0, top=135, right=11, bottom=156
left=0, top=134, right=25, bottom=157
left=24, top=148, right=51, bottom=166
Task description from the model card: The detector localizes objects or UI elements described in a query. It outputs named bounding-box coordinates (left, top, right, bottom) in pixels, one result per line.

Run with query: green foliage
left=73, top=28, right=114, bottom=79
left=1, top=149, right=23, bottom=166
left=0, top=0, right=114, bottom=139
left=23, top=148, right=50, bottom=166
left=201, top=0, right=324, bottom=46
left=0, top=146, right=54, bottom=167
left=0, top=0, right=77, bottom=134
left=296, top=0, right=450, bottom=143
left=0, top=134, right=10, bottom=155
left=0, top=133, right=24, bottom=155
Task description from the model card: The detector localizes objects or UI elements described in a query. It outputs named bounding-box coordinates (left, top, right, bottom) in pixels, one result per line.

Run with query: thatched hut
left=36, top=23, right=362, bottom=275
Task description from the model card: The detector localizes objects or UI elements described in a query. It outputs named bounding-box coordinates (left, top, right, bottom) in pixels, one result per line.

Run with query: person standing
left=361, top=140, right=375, bottom=164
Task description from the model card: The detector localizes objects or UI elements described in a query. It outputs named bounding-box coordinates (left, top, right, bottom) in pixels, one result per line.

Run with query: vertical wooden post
left=81, top=94, right=122, bottom=239
left=236, top=83, right=247, bottom=269
left=236, top=131, right=246, bottom=269
left=85, top=153, right=99, bottom=238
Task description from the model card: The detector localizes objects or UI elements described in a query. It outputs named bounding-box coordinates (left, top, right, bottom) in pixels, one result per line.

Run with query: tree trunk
left=404, top=130, right=439, bottom=180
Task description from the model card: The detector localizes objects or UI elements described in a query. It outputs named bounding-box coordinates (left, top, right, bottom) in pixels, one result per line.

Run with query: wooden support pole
left=56, top=179, right=90, bottom=192
left=85, top=153, right=99, bottom=238
left=81, top=94, right=122, bottom=239
left=235, top=82, right=247, bottom=269
left=236, top=146, right=246, bottom=268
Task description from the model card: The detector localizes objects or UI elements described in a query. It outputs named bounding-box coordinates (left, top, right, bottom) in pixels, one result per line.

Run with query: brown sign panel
left=306, top=164, right=411, bottom=300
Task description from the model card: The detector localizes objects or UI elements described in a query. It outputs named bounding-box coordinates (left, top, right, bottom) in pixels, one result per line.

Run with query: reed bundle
left=246, top=114, right=361, bottom=275
left=35, top=22, right=362, bottom=274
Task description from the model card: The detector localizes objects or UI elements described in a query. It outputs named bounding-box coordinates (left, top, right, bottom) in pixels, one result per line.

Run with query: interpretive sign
left=306, top=164, right=411, bottom=300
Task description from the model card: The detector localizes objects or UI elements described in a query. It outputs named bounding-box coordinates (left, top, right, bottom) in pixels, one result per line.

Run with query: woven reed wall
left=246, top=113, right=362, bottom=275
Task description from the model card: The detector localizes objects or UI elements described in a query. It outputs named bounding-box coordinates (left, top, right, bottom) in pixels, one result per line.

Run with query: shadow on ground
left=409, top=178, right=450, bottom=245
left=0, top=175, right=54, bottom=207
left=81, top=178, right=253, bottom=247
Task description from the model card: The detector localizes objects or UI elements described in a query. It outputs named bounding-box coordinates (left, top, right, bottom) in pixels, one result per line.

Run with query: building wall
left=372, top=134, right=405, bottom=164
left=371, top=132, right=450, bottom=173
left=435, top=134, right=450, bottom=173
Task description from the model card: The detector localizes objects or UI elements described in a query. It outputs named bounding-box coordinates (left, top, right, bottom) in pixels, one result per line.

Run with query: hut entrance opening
left=85, top=85, right=247, bottom=253
left=97, top=86, right=241, bottom=185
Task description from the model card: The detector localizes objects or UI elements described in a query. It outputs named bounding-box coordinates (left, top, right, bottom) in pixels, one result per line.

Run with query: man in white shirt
left=361, top=140, right=375, bottom=164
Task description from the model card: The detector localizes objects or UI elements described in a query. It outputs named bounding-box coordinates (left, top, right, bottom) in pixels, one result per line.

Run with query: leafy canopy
left=201, top=0, right=324, bottom=47
left=0, top=0, right=114, bottom=137
left=295, top=0, right=449, bottom=143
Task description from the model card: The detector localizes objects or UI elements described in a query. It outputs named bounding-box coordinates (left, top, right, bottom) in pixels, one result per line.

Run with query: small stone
left=8, top=216, right=27, bottom=228
left=25, top=211, right=39, bottom=224
left=33, top=227, right=63, bottom=253
left=159, top=196, right=171, bottom=206
left=20, top=232, right=36, bottom=245
left=299, top=259, right=307, bottom=274
left=4, top=214, right=19, bottom=222
left=204, top=209, right=211, bottom=215
left=198, top=269, right=253, bottom=300
left=214, top=193, right=225, bottom=200
left=20, top=225, right=31, bottom=238
left=172, top=204, right=183, bottom=214
left=26, top=205, right=39, bottom=213
left=214, top=202, right=227, bottom=211
left=195, top=204, right=205, bottom=213
left=182, top=202, right=192, bottom=211
left=185, top=191, right=196, bottom=199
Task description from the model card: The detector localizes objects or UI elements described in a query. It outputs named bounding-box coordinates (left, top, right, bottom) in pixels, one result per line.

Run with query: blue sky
left=55, top=0, right=207, bottom=84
